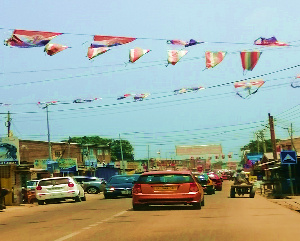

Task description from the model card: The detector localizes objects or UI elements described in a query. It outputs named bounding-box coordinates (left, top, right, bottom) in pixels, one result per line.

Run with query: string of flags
left=3, top=29, right=290, bottom=73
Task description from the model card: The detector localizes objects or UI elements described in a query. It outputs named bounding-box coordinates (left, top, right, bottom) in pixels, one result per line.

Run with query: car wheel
left=230, top=187, right=235, bottom=198
left=104, top=194, right=112, bottom=199
left=192, top=202, right=201, bottom=210
left=132, top=204, right=145, bottom=211
left=250, top=188, right=255, bottom=198
left=38, top=200, right=45, bottom=205
left=75, top=195, right=82, bottom=202
left=81, top=193, right=87, bottom=201
left=201, top=198, right=205, bottom=206
left=87, top=187, right=99, bottom=194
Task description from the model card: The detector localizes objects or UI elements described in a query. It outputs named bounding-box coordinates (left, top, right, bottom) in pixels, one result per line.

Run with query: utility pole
left=45, top=105, right=52, bottom=160
left=268, top=113, right=277, bottom=161
left=5, top=111, right=11, bottom=137
left=147, top=145, right=150, bottom=171
left=119, top=134, right=125, bottom=174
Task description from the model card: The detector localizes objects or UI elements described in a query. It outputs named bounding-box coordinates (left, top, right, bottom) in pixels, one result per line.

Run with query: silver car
left=72, top=176, right=106, bottom=194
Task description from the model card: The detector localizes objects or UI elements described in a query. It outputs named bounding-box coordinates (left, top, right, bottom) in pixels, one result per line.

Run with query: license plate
left=121, top=190, right=130, bottom=194
left=153, top=186, right=177, bottom=191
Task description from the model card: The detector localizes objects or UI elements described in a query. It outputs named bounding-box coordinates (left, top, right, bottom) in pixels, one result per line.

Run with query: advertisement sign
left=85, top=159, right=97, bottom=168
left=0, top=136, right=20, bottom=165
left=176, top=145, right=222, bottom=156
left=57, top=158, right=78, bottom=172
left=34, top=159, right=60, bottom=173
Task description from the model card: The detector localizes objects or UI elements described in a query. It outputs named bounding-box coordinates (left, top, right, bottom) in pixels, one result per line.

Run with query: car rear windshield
left=39, top=178, right=70, bottom=186
left=137, top=174, right=194, bottom=184
left=26, top=181, right=38, bottom=186
left=109, top=176, right=138, bottom=184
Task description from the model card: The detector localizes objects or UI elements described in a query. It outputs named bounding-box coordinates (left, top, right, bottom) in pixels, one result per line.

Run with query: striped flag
left=240, top=50, right=262, bottom=71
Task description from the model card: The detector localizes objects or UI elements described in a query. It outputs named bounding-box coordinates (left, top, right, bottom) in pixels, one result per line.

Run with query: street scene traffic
left=1, top=0, right=300, bottom=240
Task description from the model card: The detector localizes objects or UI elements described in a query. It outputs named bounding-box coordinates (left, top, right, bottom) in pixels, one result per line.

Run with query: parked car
left=194, top=173, right=215, bottom=195
left=207, top=173, right=223, bottom=191
left=26, top=180, right=39, bottom=190
left=132, top=171, right=204, bottom=210
left=72, top=176, right=106, bottom=194
left=35, top=176, right=86, bottom=205
left=104, top=174, right=140, bottom=199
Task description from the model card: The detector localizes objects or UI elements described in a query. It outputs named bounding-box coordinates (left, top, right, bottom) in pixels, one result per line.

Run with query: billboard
left=0, top=136, right=20, bottom=165
left=176, top=145, right=222, bottom=156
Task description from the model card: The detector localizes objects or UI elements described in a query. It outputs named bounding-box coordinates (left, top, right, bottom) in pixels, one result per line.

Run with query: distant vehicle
left=35, top=177, right=86, bottom=205
left=132, top=171, right=204, bottom=210
left=72, top=176, right=106, bottom=194
left=26, top=180, right=39, bottom=190
left=194, top=173, right=215, bottom=195
left=207, top=173, right=223, bottom=191
left=104, top=174, right=140, bottom=199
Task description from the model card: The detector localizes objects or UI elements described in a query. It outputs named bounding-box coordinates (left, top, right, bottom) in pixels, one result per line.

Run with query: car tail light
left=189, top=182, right=199, bottom=192
left=68, top=182, right=75, bottom=187
left=36, top=186, right=42, bottom=191
left=132, top=184, right=142, bottom=194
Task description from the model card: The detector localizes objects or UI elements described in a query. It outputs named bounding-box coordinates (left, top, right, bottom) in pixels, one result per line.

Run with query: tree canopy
left=63, top=136, right=134, bottom=161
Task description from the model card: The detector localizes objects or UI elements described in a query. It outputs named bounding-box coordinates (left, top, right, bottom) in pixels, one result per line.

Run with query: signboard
left=57, top=158, right=78, bottom=172
left=280, top=151, right=297, bottom=164
left=0, top=136, right=20, bottom=165
left=176, top=145, right=222, bottom=156
left=85, top=159, right=97, bottom=168
left=34, top=159, right=60, bottom=173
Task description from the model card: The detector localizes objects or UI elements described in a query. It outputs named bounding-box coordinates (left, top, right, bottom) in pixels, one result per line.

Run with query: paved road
left=1, top=181, right=300, bottom=241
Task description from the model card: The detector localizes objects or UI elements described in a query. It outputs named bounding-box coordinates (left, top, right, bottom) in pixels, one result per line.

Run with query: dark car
left=73, top=176, right=106, bottom=194
left=104, top=174, right=140, bottom=199
left=194, top=173, right=215, bottom=195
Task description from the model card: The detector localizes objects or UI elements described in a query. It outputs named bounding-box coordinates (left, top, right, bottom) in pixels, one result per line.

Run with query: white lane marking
left=89, top=224, right=98, bottom=227
left=54, top=231, right=82, bottom=241
left=54, top=210, right=128, bottom=241
left=113, top=210, right=127, bottom=217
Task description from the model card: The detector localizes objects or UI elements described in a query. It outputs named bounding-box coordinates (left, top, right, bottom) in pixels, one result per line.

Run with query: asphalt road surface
left=1, top=181, right=300, bottom=241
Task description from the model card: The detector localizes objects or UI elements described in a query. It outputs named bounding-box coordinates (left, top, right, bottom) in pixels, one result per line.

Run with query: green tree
left=240, top=139, right=280, bottom=153
left=63, top=136, right=134, bottom=161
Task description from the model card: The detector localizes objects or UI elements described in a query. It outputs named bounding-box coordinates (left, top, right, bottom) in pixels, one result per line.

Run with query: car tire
left=193, top=202, right=201, bottom=210
left=230, top=187, right=235, bottom=198
left=81, top=193, right=87, bottom=201
left=201, top=198, right=205, bottom=206
left=250, top=188, right=255, bottom=198
left=132, top=204, right=145, bottom=211
left=75, top=195, right=82, bottom=202
left=86, top=187, right=100, bottom=194
left=38, top=200, right=45, bottom=205
left=104, top=194, right=111, bottom=199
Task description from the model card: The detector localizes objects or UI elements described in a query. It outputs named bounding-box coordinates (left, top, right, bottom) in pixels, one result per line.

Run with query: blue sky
left=1, top=0, right=300, bottom=161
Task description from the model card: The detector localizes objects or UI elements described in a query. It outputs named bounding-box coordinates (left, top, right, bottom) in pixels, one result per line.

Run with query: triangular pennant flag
left=234, top=79, right=265, bottom=99
left=240, top=50, right=262, bottom=72
left=91, top=35, right=136, bottom=47
left=205, top=51, right=226, bottom=69
left=87, top=47, right=110, bottom=60
left=167, top=50, right=188, bottom=66
left=129, top=47, right=150, bottom=63
left=44, top=43, right=68, bottom=56
left=4, top=29, right=62, bottom=48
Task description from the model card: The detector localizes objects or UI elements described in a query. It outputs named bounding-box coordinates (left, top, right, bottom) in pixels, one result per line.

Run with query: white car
left=35, top=177, right=86, bottom=205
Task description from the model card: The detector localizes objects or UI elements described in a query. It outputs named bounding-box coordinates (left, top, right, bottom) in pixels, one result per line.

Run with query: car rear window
left=137, top=174, right=194, bottom=184
left=39, top=178, right=70, bottom=186
left=109, top=176, right=137, bottom=184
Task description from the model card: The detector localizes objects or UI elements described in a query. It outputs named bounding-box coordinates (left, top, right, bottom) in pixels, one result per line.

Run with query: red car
left=207, top=173, right=223, bottom=191
left=132, top=171, right=204, bottom=210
